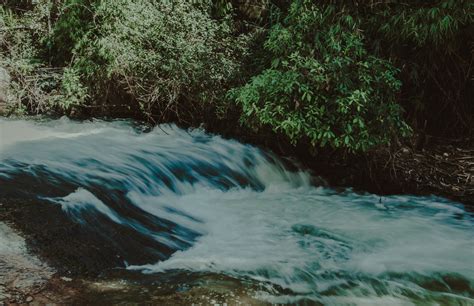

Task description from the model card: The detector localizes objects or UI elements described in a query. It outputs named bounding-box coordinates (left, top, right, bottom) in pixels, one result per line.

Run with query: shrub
left=230, top=1, right=411, bottom=152
left=0, top=1, right=87, bottom=114
left=47, top=0, right=97, bottom=65
left=1, top=3, right=56, bottom=114
left=71, top=0, right=250, bottom=122
left=361, top=0, right=474, bottom=135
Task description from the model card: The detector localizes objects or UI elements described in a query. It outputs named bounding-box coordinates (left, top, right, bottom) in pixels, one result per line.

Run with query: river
left=0, top=118, right=473, bottom=305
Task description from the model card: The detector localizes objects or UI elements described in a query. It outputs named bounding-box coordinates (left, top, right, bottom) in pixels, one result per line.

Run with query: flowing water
left=0, top=118, right=473, bottom=305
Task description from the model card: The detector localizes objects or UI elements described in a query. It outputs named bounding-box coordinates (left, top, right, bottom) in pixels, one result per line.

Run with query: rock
left=61, top=277, right=73, bottom=282
left=237, top=0, right=268, bottom=20
left=401, top=147, right=410, bottom=154
left=26, top=296, right=33, bottom=302
left=0, top=222, right=54, bottom=301
left=0, top=67, right=10, bottom=114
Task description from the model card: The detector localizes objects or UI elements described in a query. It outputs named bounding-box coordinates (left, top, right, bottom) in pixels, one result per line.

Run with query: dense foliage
left=0, top=2, right=54, bottom=113
left=231, top=2, right=410, bottom=151
left=0, top=0, right=472, bottom=152
left=71, top=0, right=249, bottom=121
left=360, top=0, right=474, bottom=135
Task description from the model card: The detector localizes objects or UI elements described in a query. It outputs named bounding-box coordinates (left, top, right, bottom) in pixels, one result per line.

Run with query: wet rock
left=76, top=271, right=269, bottom=305
left=0, top=222, right=54, bottom=303
left=0, top=198, right=164, bottom=276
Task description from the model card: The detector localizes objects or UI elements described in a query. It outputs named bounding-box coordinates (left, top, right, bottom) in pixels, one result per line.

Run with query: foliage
left=47, top=0, right=97, bottom=65
left=1, top=3, right=55, bottom=113
left=359, top=0, right=474, bottom=135
left=0, top=2, right=89, bottom=114
left=59, top=66, right=88, bottom=109
left=230, top=1, right=411, bottom=151
left=71, top=0, right=249, bottom=121
left=1, top=0, right=472, bottom=153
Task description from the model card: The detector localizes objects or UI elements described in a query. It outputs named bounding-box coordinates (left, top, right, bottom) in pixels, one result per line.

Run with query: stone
left=0, top=67, right=10, bottom=113
left=237, top=0, right=268, bottom=20
left=401, top=147, right=410, bottom=154
left=0, top=222, right=53, bottom=302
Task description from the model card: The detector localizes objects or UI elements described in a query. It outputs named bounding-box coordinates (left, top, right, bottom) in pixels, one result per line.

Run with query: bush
left=360, top=0, right=474, bottom=135
left=2, top=0, right=470, bottom=150
left=1, top=3, right=56, bottom=114
left=230, top=1, right=411, bottom=152
left=0, top=1, right=87, bottom=114
left=71, top=0, right=250, bottom=122
left=47, top=0, right=97, bottom=65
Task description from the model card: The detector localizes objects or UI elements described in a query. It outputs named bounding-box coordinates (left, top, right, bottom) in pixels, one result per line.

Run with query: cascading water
left=1, top=118, right=473, bottom=304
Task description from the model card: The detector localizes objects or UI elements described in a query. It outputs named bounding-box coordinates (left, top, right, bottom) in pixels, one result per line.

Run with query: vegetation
left=0, top=2, right=56, bottom=113
left=231, top=2, right=410, bottom=151
left=70, top=0, right=249, bottom=122
left=359, top=0, right=474, bottom=136
left=0, top=0, right=472, bottom=152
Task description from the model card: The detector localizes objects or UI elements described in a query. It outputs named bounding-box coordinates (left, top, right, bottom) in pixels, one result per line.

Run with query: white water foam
left=1, top=118, right=473, bottom=304
left=47, top=188, right=123, bottom=224
left=127, top=187, right=474, bottom=297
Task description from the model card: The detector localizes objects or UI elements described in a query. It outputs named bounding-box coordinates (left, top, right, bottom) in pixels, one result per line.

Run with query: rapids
left=1, top=118, right=473, bottom=304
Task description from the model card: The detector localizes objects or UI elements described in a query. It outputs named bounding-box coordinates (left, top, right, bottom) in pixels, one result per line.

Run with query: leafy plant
left=71, top=0, right=250, bottom=122
left=230, top=1, right=411, bottom=151
left=1, top=0, right=471, bottom=149
left=46, top=0, right=98, bottom=65
left=0, top=2, right=89, bottom=114
left=361, top=0, right=474, bottom=135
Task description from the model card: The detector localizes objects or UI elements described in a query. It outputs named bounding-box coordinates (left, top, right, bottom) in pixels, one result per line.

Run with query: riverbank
left=212, top=122, right=474, bottom=207
left=306, top=139, right=474, bottom=207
